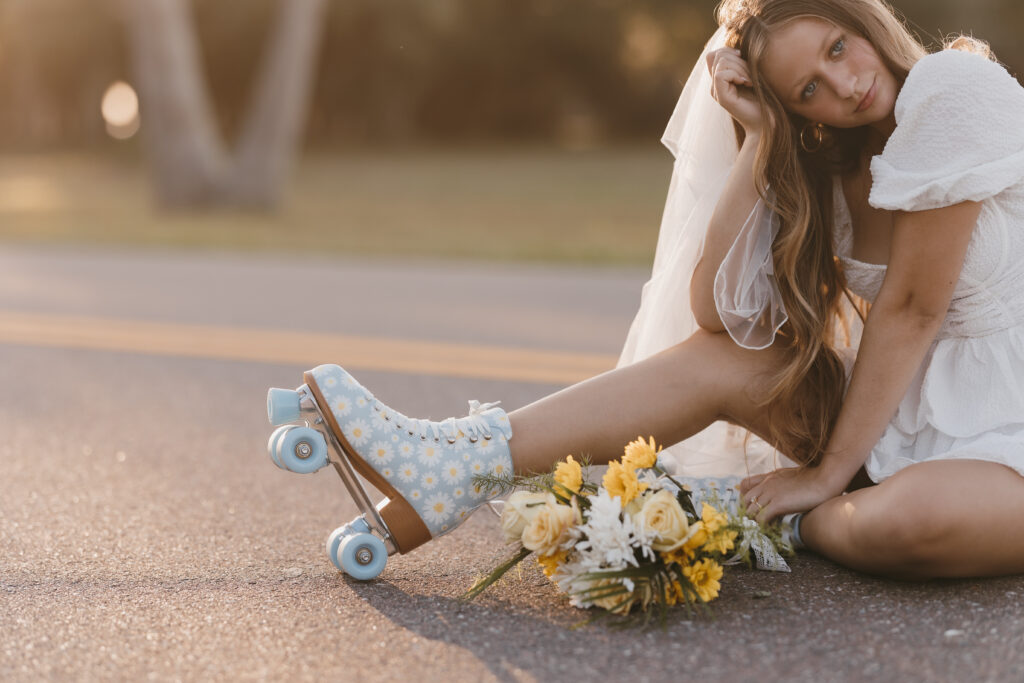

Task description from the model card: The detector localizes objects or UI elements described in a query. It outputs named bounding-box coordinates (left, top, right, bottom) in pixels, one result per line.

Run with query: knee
left=843, top=483, right=953, bottom=577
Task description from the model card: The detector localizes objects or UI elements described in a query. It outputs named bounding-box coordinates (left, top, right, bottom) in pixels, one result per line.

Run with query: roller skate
left=266, top=364, right=513, bottom=580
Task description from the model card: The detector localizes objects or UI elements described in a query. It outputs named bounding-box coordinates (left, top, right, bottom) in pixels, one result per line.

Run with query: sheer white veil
left=617, top=26, right=793, bottom=478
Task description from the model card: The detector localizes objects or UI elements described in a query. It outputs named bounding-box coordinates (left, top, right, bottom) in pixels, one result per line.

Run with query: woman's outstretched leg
left=509, top=328, right=791, bottom=473
left=298, top=329, right=792, bottom=553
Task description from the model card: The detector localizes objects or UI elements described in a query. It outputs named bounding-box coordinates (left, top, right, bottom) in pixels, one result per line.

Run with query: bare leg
left=508, top=329, right=790, bottom=474
left=801, top=459, right=1024, bottom=578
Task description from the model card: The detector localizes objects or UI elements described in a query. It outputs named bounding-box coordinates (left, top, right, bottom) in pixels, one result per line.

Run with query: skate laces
left=378, top=400, right=502, bottom=443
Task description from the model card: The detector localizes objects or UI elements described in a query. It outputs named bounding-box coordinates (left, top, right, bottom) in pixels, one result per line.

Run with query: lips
left=856, top=78, right=877, bottom=113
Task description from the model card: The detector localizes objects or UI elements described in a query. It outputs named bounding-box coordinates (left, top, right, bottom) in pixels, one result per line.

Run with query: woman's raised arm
left=690, top=47, right=765, bottom=333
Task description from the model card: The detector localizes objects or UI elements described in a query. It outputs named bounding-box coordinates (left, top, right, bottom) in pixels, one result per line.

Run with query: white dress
left=835, top=48, right=1024, bottom=482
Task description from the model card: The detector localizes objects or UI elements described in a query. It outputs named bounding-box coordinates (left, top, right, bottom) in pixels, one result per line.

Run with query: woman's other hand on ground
left=738, top=466, right=846, bottom=523
left=706, top=47, right=762, bottom=135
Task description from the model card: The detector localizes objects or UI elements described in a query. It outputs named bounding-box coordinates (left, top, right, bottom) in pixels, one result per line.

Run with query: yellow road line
left=0, top=310, right=617, bottom=384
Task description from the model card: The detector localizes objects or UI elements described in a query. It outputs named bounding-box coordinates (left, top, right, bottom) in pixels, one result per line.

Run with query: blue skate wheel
left=267, top=388, right=302, bottom=426
left=326, top=517, right=372, bottom=572
left=338, top=532, right=388, bottom=580
left=275, top=426, right=328, bottom=474
left=267, top=425, right=295, bottom=469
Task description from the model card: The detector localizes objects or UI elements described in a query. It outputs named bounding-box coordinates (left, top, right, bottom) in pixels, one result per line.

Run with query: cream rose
left=500, top=491, right=549, bottom=544
left=640, top=488, right=693, bottom=552
left=521, top=498, right=578, bottom=556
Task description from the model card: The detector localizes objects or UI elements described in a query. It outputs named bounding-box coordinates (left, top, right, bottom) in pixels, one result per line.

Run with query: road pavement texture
left=2, top=245, right=1023, bottom=682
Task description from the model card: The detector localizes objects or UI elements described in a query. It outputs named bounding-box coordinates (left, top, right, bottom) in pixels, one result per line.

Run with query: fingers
left=738, top=472, right=768, bottom=493
left=706, top=48, right=752, bottom=86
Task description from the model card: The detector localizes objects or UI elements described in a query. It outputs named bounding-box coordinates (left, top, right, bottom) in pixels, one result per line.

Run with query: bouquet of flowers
left=464, top=437, right=791, bottom=621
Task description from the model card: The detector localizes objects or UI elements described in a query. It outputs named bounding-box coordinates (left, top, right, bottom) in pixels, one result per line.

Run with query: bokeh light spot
left=101, top=81, right=141, bottom=140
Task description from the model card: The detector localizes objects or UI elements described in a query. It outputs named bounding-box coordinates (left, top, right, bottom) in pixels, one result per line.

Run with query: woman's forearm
left=690, top=133, right=764, bottom=329
left=818, top=302, right=945, bottom=488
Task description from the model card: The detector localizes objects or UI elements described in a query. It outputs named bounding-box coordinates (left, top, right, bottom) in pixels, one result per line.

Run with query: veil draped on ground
left=617, top=26, right=793, bottom=478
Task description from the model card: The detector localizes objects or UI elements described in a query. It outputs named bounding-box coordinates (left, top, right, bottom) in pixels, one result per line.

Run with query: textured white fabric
left=618, top=27, right=790, bottom=479
left=837, top=49, right=1024, bottom=482
left=714, top=195, right=788, bottom=350
left=869, top=50, right=1024, bottom=212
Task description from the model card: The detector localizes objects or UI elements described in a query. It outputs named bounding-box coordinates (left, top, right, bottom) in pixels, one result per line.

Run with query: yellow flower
left=662, top=579, right=684, bottom=607
left=602, top=460, right=648, bottom=505
left=704, top=528, right=738, bottom=555
left=622, top=436, right=660, bottom=470
left=536, top=550, right=568, bottom=577
left=553, top=455, right=583, bottom=495
left=586, top=578, right=635, bottom=615
left=701, top=502, right=728, bottom=534
left=521, top=497, right=578, bottom=556
left=683, top=558, right=724, bottom=603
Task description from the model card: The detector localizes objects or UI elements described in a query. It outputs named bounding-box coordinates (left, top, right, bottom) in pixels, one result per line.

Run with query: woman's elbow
left=690, top=293, right=726, bottom=333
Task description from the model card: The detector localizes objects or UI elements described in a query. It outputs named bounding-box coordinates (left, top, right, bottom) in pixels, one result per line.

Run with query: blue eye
left=801, top=38, right=845, bottom=99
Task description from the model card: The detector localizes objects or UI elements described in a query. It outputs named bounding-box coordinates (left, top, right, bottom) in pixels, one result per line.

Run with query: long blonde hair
left=714, top=0, right=931, bottom=465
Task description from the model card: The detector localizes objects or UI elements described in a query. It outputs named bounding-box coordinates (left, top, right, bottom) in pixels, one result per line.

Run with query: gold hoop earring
left=800, top=122, right=826, bottom=153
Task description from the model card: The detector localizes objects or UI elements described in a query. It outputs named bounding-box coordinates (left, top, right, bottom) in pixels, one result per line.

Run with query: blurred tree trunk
left=125, top=0, right=327, bottom=209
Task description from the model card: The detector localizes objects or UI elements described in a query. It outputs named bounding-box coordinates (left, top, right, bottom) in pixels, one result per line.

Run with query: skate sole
left=304, top=371, right=432, bottom=554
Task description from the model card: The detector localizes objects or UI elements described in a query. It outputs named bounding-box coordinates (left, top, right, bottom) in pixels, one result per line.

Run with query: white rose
left=521, top=498, right=578, bottom=556
left=500, top=491, right=549, bottom=543
left=640, top=489, right=692, bottom=552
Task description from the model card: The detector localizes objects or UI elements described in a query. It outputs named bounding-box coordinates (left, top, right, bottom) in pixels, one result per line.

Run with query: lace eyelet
left=433, top=437, right=440, bottom=442
left=484, top=433, right=493, bottom=441
left=420, top=435, right=427, bottom=441
left=447, top=437, right=457, bottom=444
left=469, top=436, right=478, bottom=443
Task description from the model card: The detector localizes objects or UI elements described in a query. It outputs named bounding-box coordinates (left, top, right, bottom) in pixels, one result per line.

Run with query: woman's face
left=759, top=16, right=898, bottom=129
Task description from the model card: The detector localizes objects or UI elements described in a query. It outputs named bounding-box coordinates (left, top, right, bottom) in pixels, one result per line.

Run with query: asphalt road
left=2, top=244, right=1023, bottom=682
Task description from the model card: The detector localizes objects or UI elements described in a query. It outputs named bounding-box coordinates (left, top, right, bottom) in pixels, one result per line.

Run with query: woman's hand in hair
left=706, top=47, right=762, bottom=134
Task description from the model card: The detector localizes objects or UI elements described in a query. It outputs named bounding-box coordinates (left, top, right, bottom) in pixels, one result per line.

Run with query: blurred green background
left=0, top=0, right=1020, bottom=265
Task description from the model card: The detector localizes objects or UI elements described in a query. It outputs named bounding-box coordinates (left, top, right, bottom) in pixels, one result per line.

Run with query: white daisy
left=441, top=461, right=465, bottom=485
left=343, top=418, right=373, bottom=447
left=422, top=493, right=454, bottom=525
left=469, top=460, right=486, bottom=476
left=369, top=408, right=390, bottom=431
left=460, top=452, right=472, bottom=462
left=418, top=443, right=442, bottom=467
left=468, top=482, right=488, bottom=500
left=455, top=505, right=473, bottom=522
left=488, top=457, right=510, bottom=477
left=323, top=375, right=338, bottom=388
left=381, top=466, right=394, bottom=479
left=356, top=396, right=368, bottom=409
left=452, top=486, right=466, bottom=499
left=473, top=436, right=495, bottom=455
left=397, top=462, right=418, bottom=483
left=408, top=489, right=423, bottom=502
left=331, top=397, right=352, bottom=417
left=420, top=472, right=439, bottom=490
left=368, top=441, right=394, bottom=465
left=397, top=441, right=416, bottom=459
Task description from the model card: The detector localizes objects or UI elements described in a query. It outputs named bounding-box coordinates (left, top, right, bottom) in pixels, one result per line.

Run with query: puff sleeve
left=869, top=50, right=1024, bottom=212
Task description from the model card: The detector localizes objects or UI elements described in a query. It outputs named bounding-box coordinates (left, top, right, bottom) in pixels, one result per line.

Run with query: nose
left=826, top=68, right=859, bottom=100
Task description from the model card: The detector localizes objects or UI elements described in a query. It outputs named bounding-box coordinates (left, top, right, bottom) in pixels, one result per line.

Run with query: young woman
left=305, top=0, right=1024, bottom=579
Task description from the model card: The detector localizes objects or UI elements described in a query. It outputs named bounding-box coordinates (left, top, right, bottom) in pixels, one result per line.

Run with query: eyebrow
left=789, top=31, right=838, bottom=100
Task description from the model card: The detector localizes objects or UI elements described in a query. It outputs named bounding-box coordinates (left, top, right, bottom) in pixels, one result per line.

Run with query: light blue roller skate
left=266, top=364, right=513, bottom=580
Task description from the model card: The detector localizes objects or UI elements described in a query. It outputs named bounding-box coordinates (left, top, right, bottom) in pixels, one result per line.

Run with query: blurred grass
left=0, top=147, right=672, bottom=265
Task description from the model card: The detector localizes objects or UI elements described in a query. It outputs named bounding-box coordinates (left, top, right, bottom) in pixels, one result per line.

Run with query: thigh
left=804, top=459, right=1024, bottom=578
